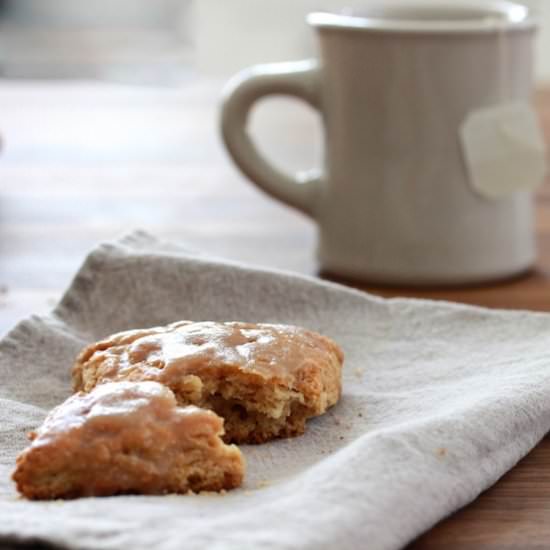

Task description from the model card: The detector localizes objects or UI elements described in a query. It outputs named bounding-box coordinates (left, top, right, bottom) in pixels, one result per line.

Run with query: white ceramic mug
left=221, top=1, right=544, bottom=285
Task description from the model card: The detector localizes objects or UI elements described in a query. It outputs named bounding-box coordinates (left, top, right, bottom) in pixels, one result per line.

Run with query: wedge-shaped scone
left=73, top=321, right=344, bottom=443
left=13, top=381, right=244, bottom=499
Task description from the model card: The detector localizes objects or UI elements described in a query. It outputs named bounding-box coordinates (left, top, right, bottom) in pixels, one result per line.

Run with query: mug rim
left=307, top=1, right=537, bottom=34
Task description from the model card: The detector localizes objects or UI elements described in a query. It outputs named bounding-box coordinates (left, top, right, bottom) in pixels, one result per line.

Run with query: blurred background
left=0, top=0, right=548, bottom=81
left=0, top=0, right=549, bottom=334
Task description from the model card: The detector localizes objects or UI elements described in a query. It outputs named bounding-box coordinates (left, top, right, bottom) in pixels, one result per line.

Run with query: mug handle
left=221, top=59, right=322, bottom=218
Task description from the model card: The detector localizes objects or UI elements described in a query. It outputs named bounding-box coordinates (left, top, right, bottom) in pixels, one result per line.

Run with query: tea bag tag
left=460, top=102, right=547, bottom=199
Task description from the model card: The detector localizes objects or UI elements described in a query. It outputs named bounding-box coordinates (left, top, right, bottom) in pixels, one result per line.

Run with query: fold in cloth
left=1, top=231, right=550, bottom=550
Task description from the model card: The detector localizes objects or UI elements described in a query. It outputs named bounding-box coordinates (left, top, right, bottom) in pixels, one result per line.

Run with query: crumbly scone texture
left=12, top=381, right=244, bottom=500
left=72, top=321, right=344, bottom=444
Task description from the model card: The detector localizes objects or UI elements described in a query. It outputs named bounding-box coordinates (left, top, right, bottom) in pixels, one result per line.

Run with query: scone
left=73, top=321, right=344, bottom=444
left=12, top=381, right=244, bottom=499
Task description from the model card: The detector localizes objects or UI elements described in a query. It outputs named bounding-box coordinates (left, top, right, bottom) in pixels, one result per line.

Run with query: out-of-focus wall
left=4, top=0, right=178, bottom=28
left=196, top=0, right=550, bottom=85
left=0, top=0, right=192, bottom=82
left=524, top=0, right=550, bottom=83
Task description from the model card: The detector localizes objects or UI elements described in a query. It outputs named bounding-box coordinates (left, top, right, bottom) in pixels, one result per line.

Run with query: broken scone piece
left=73, top=321, right=344, bottom=443
left=12, top=381, right=244, bottom=499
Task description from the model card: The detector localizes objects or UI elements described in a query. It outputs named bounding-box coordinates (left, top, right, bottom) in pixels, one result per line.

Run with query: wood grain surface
left=0, top=80, right=549, bottom=549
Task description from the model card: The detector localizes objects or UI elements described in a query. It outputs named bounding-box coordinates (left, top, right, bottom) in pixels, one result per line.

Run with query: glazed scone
left=73, top=321, right=344, bottom=444
left=12, top=381, right=244, bottom=499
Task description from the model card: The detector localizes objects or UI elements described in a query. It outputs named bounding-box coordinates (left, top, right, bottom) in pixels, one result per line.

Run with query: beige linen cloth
left=2, top=232, right=550, bottom=550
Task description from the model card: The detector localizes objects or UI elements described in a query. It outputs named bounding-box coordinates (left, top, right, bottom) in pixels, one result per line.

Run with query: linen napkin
left=1, top=231, right=550, bottom=550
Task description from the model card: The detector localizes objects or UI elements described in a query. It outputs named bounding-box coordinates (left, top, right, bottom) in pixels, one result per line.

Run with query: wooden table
left=1, top=80, right=549, bottom=549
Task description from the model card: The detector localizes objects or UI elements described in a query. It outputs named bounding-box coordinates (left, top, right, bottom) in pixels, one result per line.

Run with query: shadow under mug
left=221, top=1, right=539, bottom=286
